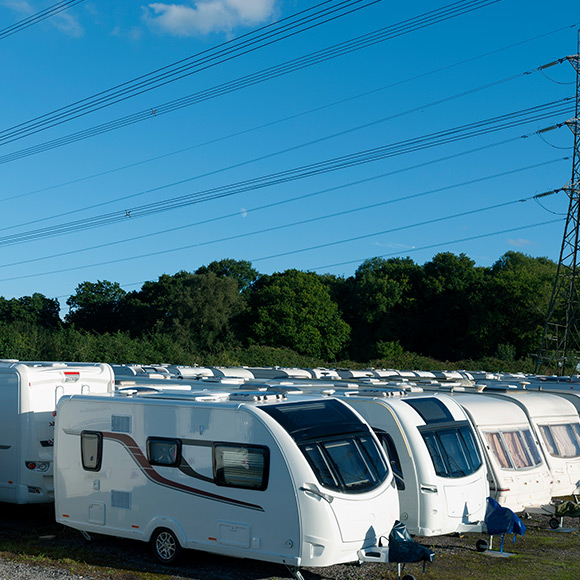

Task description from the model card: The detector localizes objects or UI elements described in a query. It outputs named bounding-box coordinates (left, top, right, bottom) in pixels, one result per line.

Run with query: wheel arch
left=144, top=516, right=187, bottom=547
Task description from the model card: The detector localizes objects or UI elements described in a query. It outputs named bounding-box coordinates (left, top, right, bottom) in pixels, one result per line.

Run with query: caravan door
left=0, top=373, right=20, bottom=503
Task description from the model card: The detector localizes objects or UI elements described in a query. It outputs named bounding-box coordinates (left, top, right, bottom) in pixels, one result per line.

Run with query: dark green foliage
left=66, top=280, right=127, bottom=333
left=248, top=269, right=350, bottom=360
left=195, top=258, right=260, bottom=295
left=0, top=293, right=61, bottom=329
left=0, top=250, right=561, bottom=370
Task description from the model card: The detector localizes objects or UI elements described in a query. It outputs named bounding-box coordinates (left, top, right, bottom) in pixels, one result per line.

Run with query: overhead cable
left=0, top=157, right=565, bottom=271
left=0, top=0, right=499, bottom=154
left=311, top=219, right=564, bottom=271
left=5, top=20, right=575, bottom=205
left=0, top=0, right=86, bottom=41
left=0, top=0, right=382, bottom=145
left=0, top=59, right=557, bottom=229
left=0, top=97, right=572, bottom=248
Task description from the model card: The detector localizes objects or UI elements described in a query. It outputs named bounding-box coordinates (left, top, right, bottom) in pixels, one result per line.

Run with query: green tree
left=346, top=257, right=423, bottom=359
left=416, top=252, right=485, bottom=360
left=66, top=280, right=127, bottom=333
left=0, top=293, right=61, bottom=329
left=248, top=269, right=350, bottom=359
left=477, top=251, right=557, bottom=359
left=124, top=271, right=246, bottom=353
left=195, top=259, right=260, bottom=295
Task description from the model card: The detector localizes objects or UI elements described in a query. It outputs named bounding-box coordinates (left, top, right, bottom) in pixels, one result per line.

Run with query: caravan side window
left=214, top=444, right=269, bottom=490
left=376, top=432, right=405, bottom=490
left=147, top=438, right=181, bottom=467
left=81, top=431, right=103, bottom=472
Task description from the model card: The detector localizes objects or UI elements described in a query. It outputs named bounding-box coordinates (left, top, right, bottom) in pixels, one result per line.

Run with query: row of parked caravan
left=112, top=363, right=580, bottom=530
left=2, top=361, right=580, bottom=579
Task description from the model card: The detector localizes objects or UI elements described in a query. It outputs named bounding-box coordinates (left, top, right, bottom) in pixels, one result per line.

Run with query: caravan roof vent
left=345, top=388, right=405, bottom=398
left=228, top=392, right=287, bottom=403
left=266, top=386, right=304, bottom=395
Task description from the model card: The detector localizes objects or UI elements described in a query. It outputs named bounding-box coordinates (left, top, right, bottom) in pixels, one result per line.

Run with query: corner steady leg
left=286, top=565, right=305, bottom=580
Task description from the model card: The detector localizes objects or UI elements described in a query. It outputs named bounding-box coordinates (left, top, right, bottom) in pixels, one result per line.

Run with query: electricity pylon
left=535, top=33, right=580, bottom=375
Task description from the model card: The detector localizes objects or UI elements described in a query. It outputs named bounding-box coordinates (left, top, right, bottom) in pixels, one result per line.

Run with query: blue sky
left=0, top=0, right=578, bottom=313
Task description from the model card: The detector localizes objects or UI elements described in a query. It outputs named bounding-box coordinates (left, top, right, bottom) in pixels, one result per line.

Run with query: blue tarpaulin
left=483, top=497, right=526, bottom=552
left=388, top=520, right=435, bottom=564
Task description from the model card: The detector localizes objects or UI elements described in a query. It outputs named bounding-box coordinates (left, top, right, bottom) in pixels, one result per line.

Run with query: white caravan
left=330, top=391, right=488, bottom=536
left=450, top=393, right=552, bottom=513
left=54, top=391, right=399, bottom=575
left=484, top=390, right=580, bottom=498
left=0, top=361, right=114, bottom=504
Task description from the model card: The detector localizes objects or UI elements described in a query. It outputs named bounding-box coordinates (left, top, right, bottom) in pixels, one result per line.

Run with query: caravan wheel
left=151, top=528, right=182, bottom=565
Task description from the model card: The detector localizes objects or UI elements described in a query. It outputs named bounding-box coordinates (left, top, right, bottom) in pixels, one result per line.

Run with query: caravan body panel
left=55, top=393, right=398, bottom=568
left=454, top=394, right=552, bottom=512
left=0, top=362, right=114, bottom=504
left=337, top=394, right=488, bottom=536
left=489, top=392, right=580, bottom=497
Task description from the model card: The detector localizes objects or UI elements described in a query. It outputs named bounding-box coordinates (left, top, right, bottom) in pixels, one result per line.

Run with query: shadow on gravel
left=0, top=503, right=372, bottom=580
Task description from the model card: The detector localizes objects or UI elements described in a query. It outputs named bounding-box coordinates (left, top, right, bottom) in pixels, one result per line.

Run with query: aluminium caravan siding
left=0, top=362, right=114, bottom=504
left=55, top=394, right=398, bottom=569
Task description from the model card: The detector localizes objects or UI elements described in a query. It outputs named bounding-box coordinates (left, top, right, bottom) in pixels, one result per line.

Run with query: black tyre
left=475, top=538, right=489, bottom=552
left=151, top=528, right=182, bottom=565
left=401, top=575, right=416, bottom=580
left=549, top=517, right=560, bottom=530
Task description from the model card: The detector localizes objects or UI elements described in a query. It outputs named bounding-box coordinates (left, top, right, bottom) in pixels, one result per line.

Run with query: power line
left=0, top=0, right=86, bottom=41
left=0, top=195, right=563, bottom=284
left=0, top=0, right=383, bottom=146
left=311, top=219, right=565, bottom=271
left=0, top=157, right=565, bottom=272
left=5, top=20, right=575, bottom=207
left=0, top=97, right=570, bottom=247
left=0, top=0, right=500, bottom=160
left=0, top=58, right=560, bottom=233
left=249, top=190, right=564, bottom=263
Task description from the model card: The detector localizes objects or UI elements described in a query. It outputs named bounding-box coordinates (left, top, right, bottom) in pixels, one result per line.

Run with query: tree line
left=0, top=251, right=559, bottom=371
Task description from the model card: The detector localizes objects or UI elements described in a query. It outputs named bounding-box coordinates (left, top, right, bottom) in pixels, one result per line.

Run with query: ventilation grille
left=111, top=490, right=131, bottom=510
left=111, top=415, right=131, bottom=433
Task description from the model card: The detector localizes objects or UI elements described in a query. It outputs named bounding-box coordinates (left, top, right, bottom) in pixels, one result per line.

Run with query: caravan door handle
left=300, top=483, right=334, bottom=503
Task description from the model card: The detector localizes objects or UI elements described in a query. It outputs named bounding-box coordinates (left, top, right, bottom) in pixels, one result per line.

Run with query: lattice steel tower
left=535, top=33, right=580, bottom=375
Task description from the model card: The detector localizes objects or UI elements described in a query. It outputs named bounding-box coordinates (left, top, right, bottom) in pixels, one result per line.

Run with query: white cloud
left=51, top=12, right=84, bottom=38
left=143, top=0, right=277, bottom=37
left=508, top=238, right=533, bottom=248
left=0, top=1, right=32, bottom=15
left=1, top=0, right=83, bottom=37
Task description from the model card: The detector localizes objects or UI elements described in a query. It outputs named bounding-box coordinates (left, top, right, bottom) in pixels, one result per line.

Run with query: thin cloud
left=508, top=238, right=533, bottom=248
left=52, top=11, right=84, bottom=37
left=143, top=0, right=277, bottom=37
left=1, top=0, right=84, bottom=37
left=0, top=0, right=32, bottom=14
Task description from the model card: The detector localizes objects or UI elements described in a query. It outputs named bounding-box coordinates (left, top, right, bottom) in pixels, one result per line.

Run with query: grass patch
left=1, top=508, right=580, bottom=579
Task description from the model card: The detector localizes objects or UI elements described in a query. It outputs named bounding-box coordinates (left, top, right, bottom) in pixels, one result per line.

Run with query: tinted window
left=377, top=432, right=405, bottom=490
left=422, top=425, right=482, bottom=478
left=147, top=438, right=181, bottom=467
left=263, top=399, right=388, bottom=493
left=214, top=444, right=269, bottom=490
left=81, top=431, right=102, bottom=472
left=261, top=399, right=365, bottom=442
left=404, top=398, right=454, bottom=424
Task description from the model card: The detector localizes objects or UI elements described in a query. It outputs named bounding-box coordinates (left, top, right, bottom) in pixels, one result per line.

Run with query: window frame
left=419, top=422, right=483, bottom=479
left=80, top=430, right=103, bottom=472
left=483, top=428, right=543, bottom=470
left=147, top=437, right=182, bottom=468
left=213, top=443, right=270, bottom=491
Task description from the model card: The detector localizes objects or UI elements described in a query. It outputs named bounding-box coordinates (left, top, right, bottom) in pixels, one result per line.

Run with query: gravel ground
left=1, top=503, right=578, bottom=580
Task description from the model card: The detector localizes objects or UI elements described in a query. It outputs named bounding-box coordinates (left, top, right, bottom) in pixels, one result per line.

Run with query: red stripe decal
left=103, top=432, right=263, bottom=511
